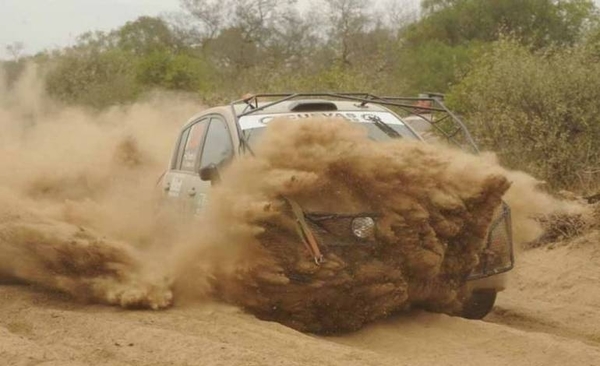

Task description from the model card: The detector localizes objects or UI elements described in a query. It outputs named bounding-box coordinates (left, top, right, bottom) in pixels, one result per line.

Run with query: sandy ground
left=1, top=230, right=599, bottom=366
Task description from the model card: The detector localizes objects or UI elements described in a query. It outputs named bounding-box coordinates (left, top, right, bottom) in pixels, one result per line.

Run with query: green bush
left=45, top=48, right=140, bottom=108
left=393, top=40, right=487, bottom=95
left=411, top=0, right=596, bottom=48
left=449, top=40, right=600, bottom=192
left=135, top=51, right=212, bottom=92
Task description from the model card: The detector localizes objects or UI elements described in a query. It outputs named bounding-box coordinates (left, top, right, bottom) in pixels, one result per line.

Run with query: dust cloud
left=181, top=119, right=588, bottom=333
left=0, top=66, right=587, bottom=333
left=197, top=118, right=512, bottom=333
left=0, top=65, right=198, bottom=308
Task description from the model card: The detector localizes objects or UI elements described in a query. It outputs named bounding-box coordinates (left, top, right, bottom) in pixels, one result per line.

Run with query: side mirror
left=199, top=163, right=221, bottom=184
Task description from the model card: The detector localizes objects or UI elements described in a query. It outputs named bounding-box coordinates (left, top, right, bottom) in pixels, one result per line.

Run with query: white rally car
left=161, top=93, right=514, bottom=320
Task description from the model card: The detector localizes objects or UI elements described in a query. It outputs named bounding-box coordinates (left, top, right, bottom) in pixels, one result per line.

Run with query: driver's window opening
left=200, top=118, right=234, bottom=169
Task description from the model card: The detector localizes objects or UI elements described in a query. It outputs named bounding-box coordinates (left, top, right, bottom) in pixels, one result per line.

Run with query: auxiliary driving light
left=351, top=217, right=375, bottom=239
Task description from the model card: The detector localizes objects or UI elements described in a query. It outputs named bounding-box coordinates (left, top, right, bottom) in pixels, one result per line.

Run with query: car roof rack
left=229, top=92, right=479, bottom=154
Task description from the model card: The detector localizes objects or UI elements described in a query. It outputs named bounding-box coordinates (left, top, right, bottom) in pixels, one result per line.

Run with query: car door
left=185, top=115, right=235, bottom=216
left=162, top=117, right=209, bottom=214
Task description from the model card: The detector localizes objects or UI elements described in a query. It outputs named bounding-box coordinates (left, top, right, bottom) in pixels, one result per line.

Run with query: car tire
left=461, top=289, right=497, bottom=320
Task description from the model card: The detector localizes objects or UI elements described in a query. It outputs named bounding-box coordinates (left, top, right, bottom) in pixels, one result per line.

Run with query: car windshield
left=239, top=111, right=419, bottom=149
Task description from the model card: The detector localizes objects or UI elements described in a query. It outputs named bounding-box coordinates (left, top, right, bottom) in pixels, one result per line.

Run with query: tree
left=135, top=51, right=211, bottom=91
left=179, top=0, right=297, bottom=70
left=409, top=0, right=597, bottom=48
left=180, top=0, right=226, bottom=40
left=255, top=6, right=322, bottom=69
left=421, top=0, right=458, bottom=13
left=323, top=0, right=371, bottom=66
left=45, top=46, right=139, bottom=108
left=117, top=17, right=181, bottom=55
left=180, top=0, right=296, bottom=42
left=448, top=40, right=600, bottom=189
left=381, top=0, right=419, bottom=32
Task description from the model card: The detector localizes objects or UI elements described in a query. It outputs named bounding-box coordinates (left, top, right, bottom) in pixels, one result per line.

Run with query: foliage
left=392, top=40, right=487, bottom=95
left=411, top=0, right=596, bottom=48
left=118, top=16, right=182, bottom=55
left=42, top=17, right=213, bottom=108
left=45, top=46, right=140, bottom=108
left=449, top=40, right=600, bottom=191
left=135, top=51, right=212, bottom=92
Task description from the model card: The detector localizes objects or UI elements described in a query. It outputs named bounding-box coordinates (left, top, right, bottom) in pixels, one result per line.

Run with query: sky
left=0, top=0, right=422, bottom=59
left=0, top=0, right=182, bottom=59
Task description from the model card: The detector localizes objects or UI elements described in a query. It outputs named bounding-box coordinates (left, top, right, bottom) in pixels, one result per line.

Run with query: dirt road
left=1, top=230, right=598, bottom=366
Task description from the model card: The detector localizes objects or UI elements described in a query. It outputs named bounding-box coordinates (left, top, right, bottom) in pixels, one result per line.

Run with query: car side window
left=181, top=121, right=208, bottom=171
left=200, top=117, right=233, bottom=169
left=171, top=119, right=208, bottom=171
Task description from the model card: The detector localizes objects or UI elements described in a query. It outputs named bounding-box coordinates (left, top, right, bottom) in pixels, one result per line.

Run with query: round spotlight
left=351, top=217, right=375, bottom=239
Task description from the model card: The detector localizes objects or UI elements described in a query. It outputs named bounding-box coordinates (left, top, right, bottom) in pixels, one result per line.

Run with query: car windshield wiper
left=364, top=114, right=401, bottom=138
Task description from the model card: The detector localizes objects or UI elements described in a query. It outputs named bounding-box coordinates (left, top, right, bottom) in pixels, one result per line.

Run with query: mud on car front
left=164, top=92, right=515, bottom=331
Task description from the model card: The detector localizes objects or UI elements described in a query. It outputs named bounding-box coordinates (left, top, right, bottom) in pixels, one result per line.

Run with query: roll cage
left=228, top=92, right=480, bottom=155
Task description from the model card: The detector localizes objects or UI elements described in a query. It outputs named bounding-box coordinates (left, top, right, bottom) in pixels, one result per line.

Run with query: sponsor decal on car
left=167, top=175, right=184, bottom=197
left=239, top=111, right=406, bottom=130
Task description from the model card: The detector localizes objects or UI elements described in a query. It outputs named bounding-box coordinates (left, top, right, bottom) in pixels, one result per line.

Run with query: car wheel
left=461, top=289, right=497, bottom=320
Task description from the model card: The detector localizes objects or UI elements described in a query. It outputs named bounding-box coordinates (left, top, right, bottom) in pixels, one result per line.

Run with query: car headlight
left=351, top=217, right=375, bottom=239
